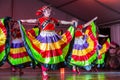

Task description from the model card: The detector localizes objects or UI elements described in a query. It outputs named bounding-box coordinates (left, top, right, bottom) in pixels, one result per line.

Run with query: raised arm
left=21, top=19, right=39, bottom=23
left=83, top=16, right=98, bottom=28
left=59, top=20, right=78, bottom=27
left=59, top=20, right=73, bottom=25
left=98, top=34, right=108, bottom=37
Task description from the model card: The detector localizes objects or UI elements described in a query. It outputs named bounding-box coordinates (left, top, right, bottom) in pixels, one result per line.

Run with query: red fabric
left=0, top=44, right=5, bottom=52
left=9, top=52, right=28, bottom=59
left=36, top=11, right=42, bottom=16
left=0, top=22, right=7, bottom=35
left=77, top=25, right=83, bottom=30
left=75, top=30, right=83, bottom=37
left=27, top=29, right=36, bottom=37
left=98, top=55, right=102, bottom=59
left=39, top=17, right=58, bottom=30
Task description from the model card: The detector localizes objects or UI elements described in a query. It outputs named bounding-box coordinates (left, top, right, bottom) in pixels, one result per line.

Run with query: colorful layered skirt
left=0, top=18, right=10, bottom=66
left=69, top=22, right=97, bottom=70
left=19, top=21, right=74, bottom=70
left=8, top=38, right=32, bottom=68
left=96, top=38, right=110, bottom=68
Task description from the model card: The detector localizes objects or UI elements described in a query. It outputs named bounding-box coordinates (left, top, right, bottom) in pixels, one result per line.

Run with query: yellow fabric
left=99, top=44, right=107, bottom=55
left=10, top=47, right=27, bottom=54
left=0, top=28, right=6, bottom=46
left=72, top=36, right=95, bottom=56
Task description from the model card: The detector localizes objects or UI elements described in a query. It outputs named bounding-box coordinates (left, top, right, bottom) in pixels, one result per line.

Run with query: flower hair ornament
left=36, top=5, right=50, bottom=16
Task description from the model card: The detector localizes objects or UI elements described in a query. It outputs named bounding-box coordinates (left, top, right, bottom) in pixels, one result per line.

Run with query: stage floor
left=0, top=67, right=120, bottom=80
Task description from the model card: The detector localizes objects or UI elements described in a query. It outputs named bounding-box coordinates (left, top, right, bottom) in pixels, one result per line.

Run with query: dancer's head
left=36, top=5, right=51, bottom=17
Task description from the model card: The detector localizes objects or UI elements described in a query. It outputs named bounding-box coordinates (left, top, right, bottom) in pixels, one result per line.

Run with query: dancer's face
left=43, top=8, right=51, bottom=17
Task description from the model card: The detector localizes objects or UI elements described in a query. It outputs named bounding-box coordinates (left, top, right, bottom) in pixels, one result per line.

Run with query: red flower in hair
left=36, top=6, right=49, bottom=16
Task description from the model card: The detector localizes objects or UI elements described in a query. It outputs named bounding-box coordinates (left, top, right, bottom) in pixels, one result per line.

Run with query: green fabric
left=0, top=18, right=4, bottom=24
left=0, top=50, right=6, bottom=61
left=8, top=56, right=31, bottom=65
left=33, top=27, right=40, bottom=36
left=107, top=38, right=110, bottom=43
left=96, top=54, right=105, bottom=64
left=91, top=21, right=97, bottom=37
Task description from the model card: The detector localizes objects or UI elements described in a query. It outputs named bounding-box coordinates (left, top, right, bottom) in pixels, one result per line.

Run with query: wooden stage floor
left=0, top=67, right=120, bottom=80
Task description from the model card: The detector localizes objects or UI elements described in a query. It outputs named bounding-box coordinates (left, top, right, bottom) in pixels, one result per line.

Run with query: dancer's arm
left=83, top=16, right=98, bottom=28
left=21, top=19, right=39, bottom=23
left=59, top=20, right=73, bottom=25
left=59, top=20, right=78, bottom=27
left=98, top=34, right=108, bottom=37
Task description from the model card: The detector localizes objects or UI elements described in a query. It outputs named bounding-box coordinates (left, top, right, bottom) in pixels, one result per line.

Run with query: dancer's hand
left=83, top=16, right=98, bottom=28
left=20, top=20, right=25, bottom=22
left=72, top=20, right=78, bottom=27
left=92, top=16, right=98, bottom=21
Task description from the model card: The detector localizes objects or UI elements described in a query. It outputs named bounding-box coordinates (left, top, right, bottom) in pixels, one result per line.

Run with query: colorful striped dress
left=68, top=22, right=97, bottom=71
left=96, top=38, right=110, bottom=68
left=8, top=21, right=32, bottom=68
left=19, top=17, right=74, bottom=70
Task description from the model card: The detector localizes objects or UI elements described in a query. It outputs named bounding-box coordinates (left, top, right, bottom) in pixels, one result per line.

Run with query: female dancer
left=20, top=5, right=76, bottom=78
left=68, top=17, right=98, bottom=73
left=7, top=21, right=33, bottom=75
left=96, top=35, right=110, bottom=68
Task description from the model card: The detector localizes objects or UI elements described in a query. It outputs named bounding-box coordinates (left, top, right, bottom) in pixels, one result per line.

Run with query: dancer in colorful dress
left=7, top=21, right=33, bottom=75
left=20, top=5, right=76, bottom=78
left=68, top=17, right=98, bottom=73
left=96, top=35, right=110, bottom=68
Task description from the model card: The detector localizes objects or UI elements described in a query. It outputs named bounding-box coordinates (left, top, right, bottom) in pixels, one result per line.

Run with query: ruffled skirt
left=20, top=23, right=74, bottom=70
left=0, top=19, right=8, bottom=66
left=8, top=38, right=32, bottom=68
